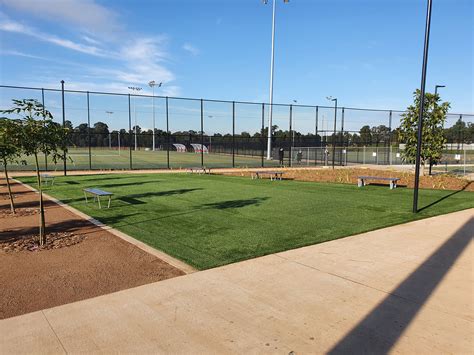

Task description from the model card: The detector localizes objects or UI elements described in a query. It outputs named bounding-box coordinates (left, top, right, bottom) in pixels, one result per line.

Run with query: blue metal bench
left=83, top=188, right=113, bottom=209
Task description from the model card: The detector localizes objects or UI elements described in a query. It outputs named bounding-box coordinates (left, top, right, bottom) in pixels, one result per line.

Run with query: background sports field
left=11, top=147, right=474, bottom=173
left=20, top=173, right=474, bottom=270
left=13, top=148, right=280, bottom=171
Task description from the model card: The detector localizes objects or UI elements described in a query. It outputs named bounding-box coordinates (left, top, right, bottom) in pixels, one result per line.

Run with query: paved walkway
left=1, top=209, right=473, bottom=354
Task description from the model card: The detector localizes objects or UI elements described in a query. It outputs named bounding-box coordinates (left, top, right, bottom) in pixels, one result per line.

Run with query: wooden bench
left=83, top=188, right=113, bottom=209
left=251, top=171, right=284, bottom=181
left=357, top=176, right=400, bottom=190
left=40, top=174, right=55, bottom=186
left=188, top=167, right=211, bottom=175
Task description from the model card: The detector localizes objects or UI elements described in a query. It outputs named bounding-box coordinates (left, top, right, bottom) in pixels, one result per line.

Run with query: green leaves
left=0, top=117, right=24, bottom=166
left=1, top=99, right=70, bottom=164
left=399, top=90, right=450, bottom=166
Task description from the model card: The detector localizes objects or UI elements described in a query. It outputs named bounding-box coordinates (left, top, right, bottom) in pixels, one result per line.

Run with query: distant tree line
left=65, top=119, right=473, bottom=150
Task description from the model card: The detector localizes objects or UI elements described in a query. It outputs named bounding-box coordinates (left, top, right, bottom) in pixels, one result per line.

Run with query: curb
left=13, top=179, right=197, bottom=275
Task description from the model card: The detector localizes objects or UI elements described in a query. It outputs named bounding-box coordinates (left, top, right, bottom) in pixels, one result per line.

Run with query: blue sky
left=0, top=0, right=472, bottom=133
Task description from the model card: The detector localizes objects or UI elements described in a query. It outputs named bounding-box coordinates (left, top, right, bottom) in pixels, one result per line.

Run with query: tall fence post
left=341, top=107, right=345, bottom=166
left=315, top=106, right=319, bottom=165
left=200, top=99, right=204, bottom=168
left=87, top=92, right=92, bottom=170
left=388, top=110, right=392, bottom=165
left=60, top=80, right=67, bottom=176
left=232, top=101, right=235, bottom=168
left=166, top=97, right=170, bottom=169
left=128, top=94, right=133, bottom=170
left=41, top=88, right=48, bottom=171
left=289, top=104, right=293, bottom=167
left=261, top=103, right=265, bottom=167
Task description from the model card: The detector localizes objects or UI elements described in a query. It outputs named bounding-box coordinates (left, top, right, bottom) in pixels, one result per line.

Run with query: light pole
left=105, top=111, right=113, bottom=149
left=148, top=81, right=162, bottom=151
left=434, top=84, right=445, bottom=96
left=327, top=96, right=338, bottom=169
left=208, top=115, right=213, bottom=152
left=413, top=0, right=433, bottom=213
left=128, top=86, right=142, bottom=151
left=263, top=0, right=289, bottom=160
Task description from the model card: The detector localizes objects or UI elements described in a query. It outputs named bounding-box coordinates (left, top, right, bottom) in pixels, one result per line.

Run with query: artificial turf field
left=20, top=173, right=474, bottom=270
left=12, top=148, right=279, bottom=171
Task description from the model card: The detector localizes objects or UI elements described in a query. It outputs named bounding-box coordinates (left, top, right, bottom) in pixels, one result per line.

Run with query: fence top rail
left=0, top=84, right=473, bottom=117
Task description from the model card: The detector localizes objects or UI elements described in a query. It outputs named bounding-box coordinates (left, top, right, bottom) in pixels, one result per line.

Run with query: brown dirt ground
left=222, top=167, right=474, bottom=191
left=0, top=180, right=185, bottom=320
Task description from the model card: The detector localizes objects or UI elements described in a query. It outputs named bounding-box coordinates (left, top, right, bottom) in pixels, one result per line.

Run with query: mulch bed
left=224, top=167, right=473, bottom=191
left=0, top=180, right=185, bottom=320
left=1, top=231, right=86, bottom=253
left=0, top=207, right=39, bottom=218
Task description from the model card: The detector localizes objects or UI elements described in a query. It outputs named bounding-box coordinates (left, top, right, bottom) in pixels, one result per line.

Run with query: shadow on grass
left=203, top=197, right=269, bottom=209
left=92, top=197, right=270, bottom=229
left=98, top=180, right=161, bottom=188
left=418, top=181, right=472, bottom=213
left=328, top=217, right=474, bottom=354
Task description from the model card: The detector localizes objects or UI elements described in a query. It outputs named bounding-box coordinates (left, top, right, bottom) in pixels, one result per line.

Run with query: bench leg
left=98, top=196, right=102, bottom=209
left=84, top=191, right=88, bottom=203
left=390, top=181, right=394, bottom=190
left=108, top=196, right=111, bottom=208
left=358, top=178, right=363, bottom=187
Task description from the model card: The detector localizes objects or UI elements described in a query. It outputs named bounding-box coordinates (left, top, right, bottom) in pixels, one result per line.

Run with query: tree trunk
left=34, top=153, right=46, bottom=246
left=3, top=161, right=15, bottom=214
left=429, top=159, right=433, bottom=176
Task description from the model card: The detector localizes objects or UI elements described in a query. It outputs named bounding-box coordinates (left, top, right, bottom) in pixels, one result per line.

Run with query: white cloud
left=1, top=49, right=48, bottom=60
left=0, top=0, right=120, bottom=38
left=0, top=18, right=109, bottom=57
left=182, top=43, right=199, bottom=56
left=0, top=2, right=181, bottom=96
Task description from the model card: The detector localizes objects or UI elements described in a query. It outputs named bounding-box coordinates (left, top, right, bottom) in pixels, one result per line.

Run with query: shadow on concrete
left=328, top=216, right=474, bottom=354
left=418, top=181, right=472, bottom=213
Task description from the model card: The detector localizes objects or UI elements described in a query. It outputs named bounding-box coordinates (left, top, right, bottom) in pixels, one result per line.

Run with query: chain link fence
left=1, top=84, right=472, bottom=174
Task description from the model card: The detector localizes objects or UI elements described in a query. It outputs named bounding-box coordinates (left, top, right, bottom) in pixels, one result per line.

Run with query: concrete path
left=1, top=209, right=473, bottom=354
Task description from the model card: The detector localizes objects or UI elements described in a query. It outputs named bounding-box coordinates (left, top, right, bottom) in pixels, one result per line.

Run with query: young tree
left=0, top=118, right=24, bottom=214
left=399, top=90, right=450, bottom=175
left=1, top=99, right=69, bottom=245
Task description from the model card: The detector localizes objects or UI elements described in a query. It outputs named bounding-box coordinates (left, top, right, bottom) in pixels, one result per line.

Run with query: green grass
left=19, top=174, right=474, bottom=270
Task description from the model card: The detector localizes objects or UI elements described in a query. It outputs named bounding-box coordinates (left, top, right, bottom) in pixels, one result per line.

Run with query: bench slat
left=84, top=188, right=113, bottom=196
left=358, top=176, right=399, bottom=181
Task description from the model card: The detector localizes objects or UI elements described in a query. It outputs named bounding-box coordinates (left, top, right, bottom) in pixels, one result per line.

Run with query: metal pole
left=413, top=0, right=433, bottom=213
left=315, top=106, right=319, bottom=165
left=341, top=107, right=345, bottom=166
left=388, top=110, right=393, bottom=165
left=87, top=92, right=92, bottom=170
left=166, top=97, right=170, bottom=169
left=134, top=97, right=137, bottom=151
left=261, top=103, right=265, bottom=167
left=232, top=101, right=236, bottom=168
left=128, top=94, right=133, bottom=170
left=332, top=99, right=337, bottom=169
left=152, top=86, right=155, bottom=151
left=61, top=80, right=67, bottom=176
left=289, top=104, right=293, bottom=167
left=41, top=88, right=48, bottom=171
left=200, top=99, right=204, bottom=167
left=266, top=0, right=277, bottom=160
